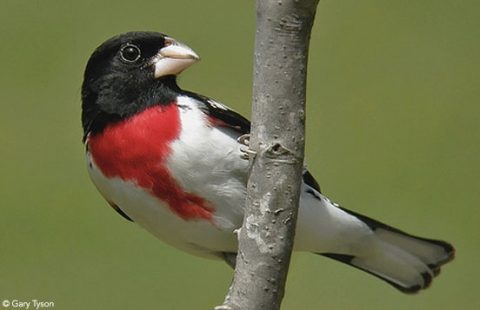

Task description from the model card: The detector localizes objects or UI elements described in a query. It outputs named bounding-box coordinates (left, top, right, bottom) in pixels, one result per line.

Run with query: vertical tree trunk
left=217, top=0, right=319, bottom=309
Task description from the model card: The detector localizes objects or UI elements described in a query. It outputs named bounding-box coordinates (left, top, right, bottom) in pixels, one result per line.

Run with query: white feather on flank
left=166, top=96, right=248, bottom=230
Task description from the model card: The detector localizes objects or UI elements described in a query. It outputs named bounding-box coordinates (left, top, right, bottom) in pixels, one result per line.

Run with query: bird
left=81, top=31, right=454, bottom=293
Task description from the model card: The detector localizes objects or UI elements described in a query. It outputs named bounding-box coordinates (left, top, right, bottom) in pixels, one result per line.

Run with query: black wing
left=181, top=90, right=250, bottom=134
left=182, top=90, right=320, bottom=193
left=303, top=169, right=321, bottom=193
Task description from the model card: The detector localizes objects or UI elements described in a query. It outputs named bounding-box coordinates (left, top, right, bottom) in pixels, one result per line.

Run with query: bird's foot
left=237, top=134, right=250, bottom=146
left=237, top=134, right=255, bottom=160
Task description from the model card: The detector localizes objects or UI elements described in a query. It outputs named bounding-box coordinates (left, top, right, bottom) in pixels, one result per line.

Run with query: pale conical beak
left=153, top=37, right=200, bottom=78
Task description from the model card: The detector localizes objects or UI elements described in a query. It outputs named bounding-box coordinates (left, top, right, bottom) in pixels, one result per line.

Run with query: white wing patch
left=206, top=98, right=230, bottom=111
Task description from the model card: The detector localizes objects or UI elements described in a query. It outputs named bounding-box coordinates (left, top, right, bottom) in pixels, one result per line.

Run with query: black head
left=81, top=31, right=199, bottom=140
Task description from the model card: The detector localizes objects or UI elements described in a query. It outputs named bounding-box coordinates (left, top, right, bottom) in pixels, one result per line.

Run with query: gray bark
left=216, top=0, right=319, bottom=309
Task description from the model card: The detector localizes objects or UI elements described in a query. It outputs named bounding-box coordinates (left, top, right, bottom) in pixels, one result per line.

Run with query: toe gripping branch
left=238, top=134, right=256, bottom=160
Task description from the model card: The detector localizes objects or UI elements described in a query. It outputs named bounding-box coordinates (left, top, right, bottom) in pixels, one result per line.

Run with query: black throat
left=81, top=75, right=181, bottom=142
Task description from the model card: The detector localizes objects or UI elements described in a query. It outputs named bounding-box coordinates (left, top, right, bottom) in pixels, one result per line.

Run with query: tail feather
left=322, top=251, right=429, bottom=293
left=319, top=208, right=454, bottom=293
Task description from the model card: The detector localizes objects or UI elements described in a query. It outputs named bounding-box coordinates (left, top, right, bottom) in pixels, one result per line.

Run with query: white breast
left=85, top=96, right=248, bottom=258
left=165, top=96, right=249, bottom=230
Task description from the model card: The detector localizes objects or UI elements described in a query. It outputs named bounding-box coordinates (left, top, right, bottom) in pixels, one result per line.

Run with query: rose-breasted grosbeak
left=81, top=32, right=454, bottom=293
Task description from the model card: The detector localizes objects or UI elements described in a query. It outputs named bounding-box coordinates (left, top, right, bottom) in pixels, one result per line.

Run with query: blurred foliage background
left=1, top=0, right=479, bottom=309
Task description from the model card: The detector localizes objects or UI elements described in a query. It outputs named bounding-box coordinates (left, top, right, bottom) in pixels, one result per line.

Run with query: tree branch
left=217, top=0, right=319, bottom=309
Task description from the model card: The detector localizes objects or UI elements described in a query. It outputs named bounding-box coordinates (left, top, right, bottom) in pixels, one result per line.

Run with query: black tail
left=319, top=208, right=454, bottom=293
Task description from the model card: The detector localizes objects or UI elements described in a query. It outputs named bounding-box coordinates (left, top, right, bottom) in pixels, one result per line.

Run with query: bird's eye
left=120, top=44, right=141, bottom=62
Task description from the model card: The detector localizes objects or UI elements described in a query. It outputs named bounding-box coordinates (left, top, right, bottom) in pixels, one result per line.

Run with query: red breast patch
left=88, top=104, right=213, bottom=221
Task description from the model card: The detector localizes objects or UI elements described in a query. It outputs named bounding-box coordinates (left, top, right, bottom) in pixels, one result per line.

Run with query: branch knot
left=262, top=142, right=299, bottom=164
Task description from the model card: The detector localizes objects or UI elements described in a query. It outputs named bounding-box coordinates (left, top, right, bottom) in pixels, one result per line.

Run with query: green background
left=1, top=0, right=478, bottom=309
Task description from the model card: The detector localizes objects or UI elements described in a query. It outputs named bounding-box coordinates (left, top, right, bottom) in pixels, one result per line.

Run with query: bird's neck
left=82, top=76, right=183, bottom=142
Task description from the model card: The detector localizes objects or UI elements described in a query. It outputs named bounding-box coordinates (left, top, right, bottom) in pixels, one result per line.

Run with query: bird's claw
left=237, top=134, right=250, bottom=146
left=238, top=134, right=255, bottom=160
left=240, top=147, right=257, bottom=160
